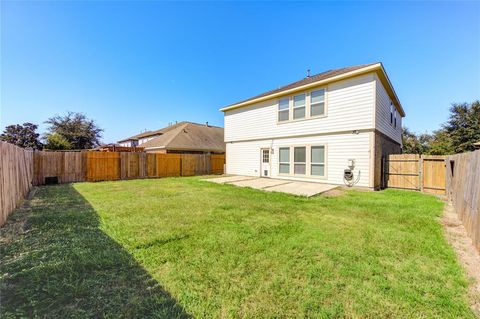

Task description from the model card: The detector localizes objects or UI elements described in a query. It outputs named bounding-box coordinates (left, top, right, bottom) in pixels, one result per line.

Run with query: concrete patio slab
left=205, top=175, right=257, bottom=184
left=230, top=178, right=289, bottom=189
left=265, top=181, right=337, bottom=197
left=204, top=176, right=338, bottom=197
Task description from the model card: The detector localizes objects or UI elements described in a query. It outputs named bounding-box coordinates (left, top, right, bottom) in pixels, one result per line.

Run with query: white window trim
left=390, top=102, right=394, bottom=125
left=309, top=88, right=326, bottom=119
left=276, top=86, right=328, bottom=124
left=278, top=97, right=290, bottom=122
left=310, top=145, right=326, bottom=177
left=393, top=109, right=397, bottom=129
left=293, top=146, right=307, bottom=175
left=292, top=94, right=306, bottom=120
left=262, top=149, right=270, bottom=163
left=278, top=147, right=290, bottom=174
left=277, top=144, right=328, bottom=179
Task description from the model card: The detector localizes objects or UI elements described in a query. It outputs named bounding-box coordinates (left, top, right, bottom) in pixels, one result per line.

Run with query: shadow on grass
left=0, top=184, right=191, bottom=318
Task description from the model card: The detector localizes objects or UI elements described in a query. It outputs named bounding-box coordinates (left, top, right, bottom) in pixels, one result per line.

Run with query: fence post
left=381, top=156, right=386, bottom=189
left=180, top=154, right=184, bottom=176
left=419, top=155, right=424, bottom=192
left=207, top=153, right=211, bottom=175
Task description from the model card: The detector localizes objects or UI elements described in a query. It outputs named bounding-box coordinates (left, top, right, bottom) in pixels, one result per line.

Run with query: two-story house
left=221, top=63, right=405, bottom=189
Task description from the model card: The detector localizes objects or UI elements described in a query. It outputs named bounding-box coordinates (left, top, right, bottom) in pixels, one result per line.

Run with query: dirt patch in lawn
left=321, top=188, right=345, bottom=197
left=442, top=203, right=480, bottom=316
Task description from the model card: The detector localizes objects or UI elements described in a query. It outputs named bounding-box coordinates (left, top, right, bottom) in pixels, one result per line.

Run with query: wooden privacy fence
left=1, top=142, right=225, bottom=226
left=86, top=152, right=223, bottom=182
left=0, top=142, right=34, bottom=226
left=446, top=150, right=480, bottom=251
left=34, top=151, right=224, bottom=183
left=384, top=154, right=446, bottom=195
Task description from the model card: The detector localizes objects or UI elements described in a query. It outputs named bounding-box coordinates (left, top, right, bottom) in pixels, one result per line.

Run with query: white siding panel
left=375, top=75, right=402, bottom=144
left=224, top=74, right=376, bottom=142
left=226, top=132, right=371, bottom=187
left=226, top=140, right=268, bottom=177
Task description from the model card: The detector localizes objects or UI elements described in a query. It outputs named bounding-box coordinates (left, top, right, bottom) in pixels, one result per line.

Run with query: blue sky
left=1, top=1, right=479, bottom=143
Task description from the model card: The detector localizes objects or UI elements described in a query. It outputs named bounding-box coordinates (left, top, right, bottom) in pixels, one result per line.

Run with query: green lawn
left=0, top=177, right=475, bottom=318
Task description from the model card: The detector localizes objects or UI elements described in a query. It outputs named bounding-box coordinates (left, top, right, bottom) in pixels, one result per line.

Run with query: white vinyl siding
left=224, top=73, right=376, bottom=142
left=374, top=74, right=402, bottom=144
left=225, top=132, right=370, bottom=187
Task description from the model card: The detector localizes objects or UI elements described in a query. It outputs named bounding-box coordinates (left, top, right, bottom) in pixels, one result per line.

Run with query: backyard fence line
left=37, top=151, right=224, bottom=182
left=85, top=152, right=223, bottom=182
left=0, top=141, right=34, bottom=226
left=1, top=142, right=225, bottom=226
left=446, top=150, right=480, bottom=251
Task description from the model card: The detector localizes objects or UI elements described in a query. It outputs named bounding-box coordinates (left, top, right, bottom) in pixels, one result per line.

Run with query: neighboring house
left=118, top=121, right=225, bottom=154
left=118, top=130, right=163, bottom=147
left=221, top=62, right=405, bottom=189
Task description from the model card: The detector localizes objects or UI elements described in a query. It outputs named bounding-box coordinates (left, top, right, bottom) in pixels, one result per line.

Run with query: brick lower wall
left=373, top=131, right=401, bottom=189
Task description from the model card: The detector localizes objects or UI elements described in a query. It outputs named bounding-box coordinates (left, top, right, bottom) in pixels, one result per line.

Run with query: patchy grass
left=0, top=177, right=475, bottom=318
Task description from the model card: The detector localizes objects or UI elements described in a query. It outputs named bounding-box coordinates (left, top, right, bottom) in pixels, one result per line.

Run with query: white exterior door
left=260, top=148, right=270, bottom=177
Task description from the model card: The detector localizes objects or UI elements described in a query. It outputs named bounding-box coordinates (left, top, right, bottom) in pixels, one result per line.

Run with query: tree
left=0, top=122, right=43, bottom=149
left=44, top=133, right=72, bottom=150
left=442, top=100, right=480, bottom=153
left=402, top=127, right=426, bottom=154
left=44, top=112, right=103, bottom=149
left=425, top=129, right=454, bottom=155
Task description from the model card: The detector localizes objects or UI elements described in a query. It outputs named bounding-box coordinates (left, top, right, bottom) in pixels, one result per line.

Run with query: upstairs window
left=293, top=94, right=306, bottom=119
left=310, top=89, right=325, bottom=117
left=390, top=102, right=394, bottom=125
left=279, top=147, right=290, bottom=174
left=394, top=109, right=397, bottom=128
left=311, top=146, right=325, bottom=176
left=294, top=146, right=306, bottom=174
left=278, top=98, right=289, bottom=122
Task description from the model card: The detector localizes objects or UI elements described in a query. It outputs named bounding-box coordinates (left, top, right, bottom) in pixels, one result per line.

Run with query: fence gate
left=384, top=154, right=446, bottom=194
left=421, top=156, right=446, bottom=195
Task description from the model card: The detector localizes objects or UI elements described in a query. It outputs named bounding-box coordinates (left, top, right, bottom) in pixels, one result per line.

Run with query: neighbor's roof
left=220, top=62, right=405, bottom=117
left=140, top=122, right=225, bottom=152
left=117, top=121, right=188, bottom=143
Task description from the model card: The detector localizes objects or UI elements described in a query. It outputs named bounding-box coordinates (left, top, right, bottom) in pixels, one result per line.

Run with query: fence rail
left=1, top=141, right=225, bottom=226
left=446, top=150, right=480, bottom=251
